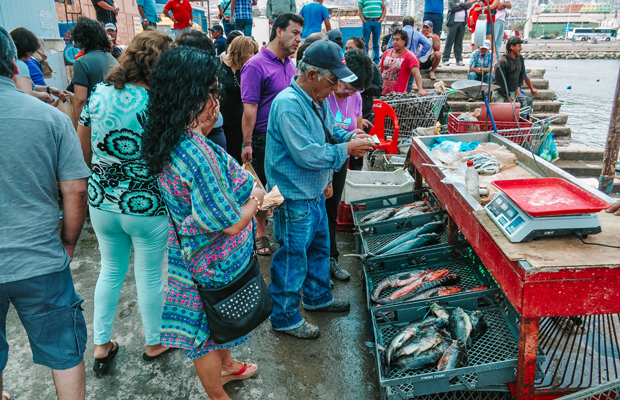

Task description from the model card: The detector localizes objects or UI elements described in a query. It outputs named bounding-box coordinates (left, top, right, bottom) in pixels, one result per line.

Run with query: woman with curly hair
left=71, top=17, right=119, bottom=120
left=142, top=46, right=264, bottom=400
left=76, top=29, right=173, bottom=374
left=220, top=35, right=258, bottom=164
left=325, top=49, right=374, bottom=281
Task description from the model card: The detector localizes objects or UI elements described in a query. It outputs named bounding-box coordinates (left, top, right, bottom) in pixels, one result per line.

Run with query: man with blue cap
left=266, top=40, right=376, bottom=339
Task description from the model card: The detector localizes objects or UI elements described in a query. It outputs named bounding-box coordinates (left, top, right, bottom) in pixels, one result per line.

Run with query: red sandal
left=221, top=362, right=258, bottom=385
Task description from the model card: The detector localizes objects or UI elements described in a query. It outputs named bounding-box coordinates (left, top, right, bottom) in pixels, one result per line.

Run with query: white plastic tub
left=342, top=169, right=415, bottom=204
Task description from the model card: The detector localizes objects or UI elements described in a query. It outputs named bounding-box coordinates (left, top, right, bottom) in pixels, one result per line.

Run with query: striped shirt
left=358, top=0, right=384, bottom=18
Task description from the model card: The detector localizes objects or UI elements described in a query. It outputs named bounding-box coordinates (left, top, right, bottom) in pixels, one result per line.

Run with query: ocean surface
left=527, top=59, right=620, bottom=149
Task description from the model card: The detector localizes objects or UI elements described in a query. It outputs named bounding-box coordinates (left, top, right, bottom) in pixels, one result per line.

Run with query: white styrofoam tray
left=342, top=169, right=414, bottom=205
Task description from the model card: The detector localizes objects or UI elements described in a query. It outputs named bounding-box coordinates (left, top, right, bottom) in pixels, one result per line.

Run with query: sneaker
left=443, top=60, right=450, bottom=66
left=304, top=299, right=350, bottom=313
left=278, top=321, right=320, bottom=340
left=429, top=72, right=436, bottom=80
left=457, top=61, right=465, bottom=66
left=330, top=258, right=350, bottom=281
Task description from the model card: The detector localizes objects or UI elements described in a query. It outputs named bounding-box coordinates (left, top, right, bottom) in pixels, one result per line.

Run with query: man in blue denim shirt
left=266, top=40, right=375, bottom=339
left=387, top=16, right=431, bottom=91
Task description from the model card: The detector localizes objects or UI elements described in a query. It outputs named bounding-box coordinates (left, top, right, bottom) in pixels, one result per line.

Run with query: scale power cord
left=574, top=231, right=620, bottom=249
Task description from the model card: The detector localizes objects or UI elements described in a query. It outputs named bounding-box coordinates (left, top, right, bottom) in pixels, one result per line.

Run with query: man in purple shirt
left=241, top=13, right=304, bottom=255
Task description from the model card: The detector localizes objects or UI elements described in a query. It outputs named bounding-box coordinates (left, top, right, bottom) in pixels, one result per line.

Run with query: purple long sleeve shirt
left=240, top=48, right=297, bottom=134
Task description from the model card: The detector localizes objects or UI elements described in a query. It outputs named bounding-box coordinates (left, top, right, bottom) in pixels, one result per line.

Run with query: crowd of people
left=3, top=4, right=620, bottom=400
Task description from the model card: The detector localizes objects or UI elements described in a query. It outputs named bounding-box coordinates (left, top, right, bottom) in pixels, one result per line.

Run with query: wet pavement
left=2, top=221, right=381, bottom=399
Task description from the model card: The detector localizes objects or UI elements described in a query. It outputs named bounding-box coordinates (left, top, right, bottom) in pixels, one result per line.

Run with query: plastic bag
left=536, top=129, right=559, bottom=163
left=457, top=143, right=517, bottom=171
left=441, top=162, right=468, bottom=193
left=430, top=140, right=462, bottom=164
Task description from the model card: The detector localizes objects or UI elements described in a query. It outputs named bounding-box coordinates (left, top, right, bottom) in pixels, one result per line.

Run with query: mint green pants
left=90, top=207, right=168, bottom=345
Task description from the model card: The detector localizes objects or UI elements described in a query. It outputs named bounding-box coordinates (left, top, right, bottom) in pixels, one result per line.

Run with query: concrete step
left=532, top=113, right=568, bottom=125
left=448, top=100, right=562, bottom=113
left=551, top=125, right=572, bottom=138
left=420, top=66, right=545, bottom=79
left=423, top=77, right=550, bottom=90
left=443, top=89, right=556, bottom=101
left=556, top=142, right=605, bottom=161
left=553, top=160, right=603, bottom=177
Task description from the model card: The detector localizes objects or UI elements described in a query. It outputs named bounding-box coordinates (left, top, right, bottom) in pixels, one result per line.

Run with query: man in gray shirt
left=0, top=27, right=91, bottom=399
left=266, top=0, right=296, bottom=25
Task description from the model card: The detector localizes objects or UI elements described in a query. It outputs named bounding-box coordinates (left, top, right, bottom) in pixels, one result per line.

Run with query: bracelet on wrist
left=250, top=195, right=261, bottom=212
left=243, top=142, right=252, bottom=146
left=46, top=86, right=51, bottom=94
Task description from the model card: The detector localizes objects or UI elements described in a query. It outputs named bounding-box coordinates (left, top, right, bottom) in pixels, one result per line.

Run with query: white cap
left=481, top=39, right=491, bottom=50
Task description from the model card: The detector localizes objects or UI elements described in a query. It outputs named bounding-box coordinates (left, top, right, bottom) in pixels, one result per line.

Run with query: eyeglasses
left=324, top=76, right=339, bottom=86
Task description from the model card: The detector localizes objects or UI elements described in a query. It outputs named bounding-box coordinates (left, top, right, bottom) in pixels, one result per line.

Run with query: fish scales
left=381, top=232, right=441, bottom=256
left=394, top=347, right=443, bottom=371
left=359, top=207, right=396, bottom=224
left=370, top=270, right=430, bottom=303
left=437, top=340, right=468, bottom=371
left=448, top=307, right=474, bottom=348
left=398, top=274, right=460, bottom=302
left=375, top=221, right=444, bottom=255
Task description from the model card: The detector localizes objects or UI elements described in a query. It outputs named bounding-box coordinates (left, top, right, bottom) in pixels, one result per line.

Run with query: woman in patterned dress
left=142, top=46, right=265, bottom=400
left=76, top=29, right=173, bottom=374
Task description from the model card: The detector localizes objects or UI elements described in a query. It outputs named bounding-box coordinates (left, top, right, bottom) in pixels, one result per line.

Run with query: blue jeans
left=174, top=27, right=191, bottom=37
left=494, top=19, right=505, bottom=56
left=468, top=71, right=492, bottom=83
left=363, top=20, right=382, bottom=64
left=269, top=196, right=333, bottom=330
left=222, top=18, right=235, bottom=37
left=235, top=18, right=253, bottom=36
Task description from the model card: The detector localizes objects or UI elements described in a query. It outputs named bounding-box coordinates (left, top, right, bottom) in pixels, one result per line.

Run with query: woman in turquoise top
left=142, top=46, right=265, bottom=400
left=76, top=30, right=173, bottom=374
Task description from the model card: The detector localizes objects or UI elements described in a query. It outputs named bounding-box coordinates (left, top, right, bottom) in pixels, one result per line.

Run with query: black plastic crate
left=373, top=302, right=546, bottom=397
left=351, top=190, right=443, bottom=229
left=365, top=244, right=501, bottom=322
left=356, top=211, right=465, bottom=257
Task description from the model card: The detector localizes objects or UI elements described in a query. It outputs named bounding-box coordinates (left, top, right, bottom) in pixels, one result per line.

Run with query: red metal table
left=409, top=139, right=620, bottom=400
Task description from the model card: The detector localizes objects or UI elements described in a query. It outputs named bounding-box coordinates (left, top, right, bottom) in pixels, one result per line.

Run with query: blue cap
left=302, top=39, right=357, bottom=83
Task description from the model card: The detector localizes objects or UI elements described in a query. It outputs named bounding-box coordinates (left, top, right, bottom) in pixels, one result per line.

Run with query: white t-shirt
left=454, top=9, right=466, bottom=22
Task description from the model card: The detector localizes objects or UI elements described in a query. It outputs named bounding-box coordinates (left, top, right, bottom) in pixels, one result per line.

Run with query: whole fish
left=448, top=307, right=474, bottom=348
left=390, top=209, right=425, bottom=220
left=382, top=232, right=441, bottom=256
left=430, top=301, right=452, bottom=320
left=384, top=317, right=448, bottom=367
left=407, top=285, right=462, bottom=301
left=370, top=270, right=430, bottom=303
left=376, top=269, right=450, bottom=304
left=394, top=331, right=443, bottom=358
left=398, top=274, right=461, bottom=303
left=437, top=340, right=468, bottom=371
left=394, top=347, right=443, bottom=371
left=359, top=208, right=396, bottom=224
left=375, top=221, right=444, bottom=255
left=469, top=309, right=488, bottom=341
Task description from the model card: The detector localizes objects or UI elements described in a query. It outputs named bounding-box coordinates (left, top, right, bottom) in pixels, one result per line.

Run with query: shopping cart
left=380, top=89, right=451, bottom=139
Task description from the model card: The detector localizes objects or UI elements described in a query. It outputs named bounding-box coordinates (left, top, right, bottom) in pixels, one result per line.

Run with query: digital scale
left=484, top=178, right=610, bottom=243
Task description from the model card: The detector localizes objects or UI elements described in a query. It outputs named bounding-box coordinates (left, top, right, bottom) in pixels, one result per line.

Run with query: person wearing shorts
left=0, top=26, right=90, bottom=399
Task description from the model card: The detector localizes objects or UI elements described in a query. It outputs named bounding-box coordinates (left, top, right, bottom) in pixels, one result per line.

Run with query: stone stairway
left=419, top=65, right=617, bottom=191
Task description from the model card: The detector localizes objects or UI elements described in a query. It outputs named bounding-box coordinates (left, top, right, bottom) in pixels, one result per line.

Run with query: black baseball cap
left=208, top=25, right=223, bottom=32
left=302, top=39, right=357, bottom=83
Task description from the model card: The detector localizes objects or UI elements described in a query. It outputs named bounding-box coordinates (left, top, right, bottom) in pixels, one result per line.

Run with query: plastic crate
left=356, top=211, right=465, bottom=257
left=364, top=244, right=501, bottom=321
left=383, top=154, right=408, bottom=171
left=373, top=301, right=546, bottom=397
left=380, top=385, right=512, bottom=400
left=351, top=190, right=443, bottom=229
left=447, top=113, right=533, bottom=145
left=336, top=202, right=354, bottom=232
left=342, top=169, right=415, bottom=205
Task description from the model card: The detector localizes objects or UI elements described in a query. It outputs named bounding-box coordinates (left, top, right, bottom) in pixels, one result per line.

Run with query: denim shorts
left=184, top=333, right=250, bottom=359
left=0, top=266, right=87, bottom=372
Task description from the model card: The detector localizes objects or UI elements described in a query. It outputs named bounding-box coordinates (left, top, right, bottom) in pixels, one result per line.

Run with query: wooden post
left=599, top=66, right=620, bottom=194
left=447, top=215, right=459, bottom=245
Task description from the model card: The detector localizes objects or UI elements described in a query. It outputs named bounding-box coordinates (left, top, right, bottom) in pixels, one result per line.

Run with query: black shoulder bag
left=165, top=207, right=272, bottom=344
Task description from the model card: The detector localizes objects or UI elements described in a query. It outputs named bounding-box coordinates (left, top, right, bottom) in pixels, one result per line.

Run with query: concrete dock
left=2, top=223, right=380, bottom=399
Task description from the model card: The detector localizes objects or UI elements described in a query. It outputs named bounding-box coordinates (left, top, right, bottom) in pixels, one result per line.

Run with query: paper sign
left=134, top=16, right=142, bottom=35
left=40, top=10, right=54, bottom=30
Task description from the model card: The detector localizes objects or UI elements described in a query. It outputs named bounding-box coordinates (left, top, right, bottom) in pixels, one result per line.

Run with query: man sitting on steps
left=419, top=20, right=441, bottom=80
left=468, top=39, right=494, bottom=84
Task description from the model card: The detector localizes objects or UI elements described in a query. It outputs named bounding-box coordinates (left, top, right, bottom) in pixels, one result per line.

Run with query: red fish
left=385, top=269, right=450, bottom=301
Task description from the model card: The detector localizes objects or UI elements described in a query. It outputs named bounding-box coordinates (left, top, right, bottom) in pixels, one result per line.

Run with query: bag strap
left=222, top=0, right=231, bottom=13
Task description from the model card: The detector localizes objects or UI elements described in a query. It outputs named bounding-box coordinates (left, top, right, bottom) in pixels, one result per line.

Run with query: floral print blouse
left=79, top=82, right=165, bottom=216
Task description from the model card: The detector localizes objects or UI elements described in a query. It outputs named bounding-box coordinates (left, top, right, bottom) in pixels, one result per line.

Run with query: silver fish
left=448, top=307, right=473, bottom=348
left=359, top=208, right=396, bottom=224
left=429, top=301, right=452, bottom=320
left=469, top=310, right=487, bottom=341
left=383, top=317, right=447, bottom=368
left=437, top=340, right=468, bottom=371
left=394, top=346, right=443, bottom=371
left=394, top=331, right=443, bottom=359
